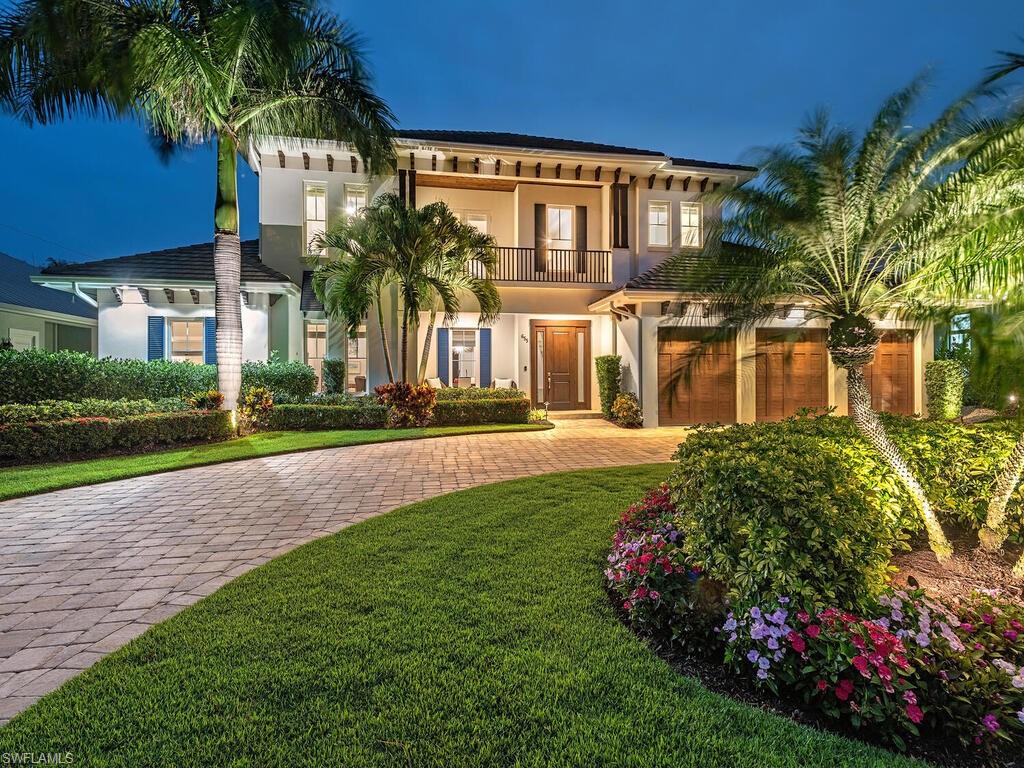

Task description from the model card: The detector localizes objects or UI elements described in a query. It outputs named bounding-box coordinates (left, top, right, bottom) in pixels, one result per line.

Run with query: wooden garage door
left=756, top=329, right=828, bottom=421
left=657, top=328, right=736, bottom=426
left=857, top=331, right=915, bottom=415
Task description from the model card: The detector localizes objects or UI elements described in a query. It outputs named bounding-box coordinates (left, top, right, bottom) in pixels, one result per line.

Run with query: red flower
left=877, top=664, right=892, bottom=682
left=852, top=655, right=871, bottom=677
left=835, top=679, right=854, bottom=701
left=816, top=679, right=828, bottom=692
left=797, top=610, right=811, bottom=624
left=906, top=703, right=924, bottom=724
left=851, top=634, right=866, bottom=650
left=806, top=624, right=821, bottom=639
left=788, top=631, right=806, bottom=653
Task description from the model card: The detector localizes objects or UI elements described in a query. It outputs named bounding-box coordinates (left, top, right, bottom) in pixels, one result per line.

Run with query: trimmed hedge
left=595, top=355, right=622, bottom=418
left=265, top=404, right=388, bottom=430
left=431, top=397, right=531, bottom=426
left=433, top=387, right=528, bottom=401
left=925, top=359, right=967, bottom=420
left=0, top=397, right=188, bottom=425
left=0, top=349, right=316, bottom=403
left=0, top=411, right=233, bottom=464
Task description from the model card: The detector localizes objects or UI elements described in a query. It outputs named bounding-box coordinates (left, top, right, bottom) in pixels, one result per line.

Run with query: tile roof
left=40, top=240, right=294, bottom=284
left=0, top=252, right=96, bottom=320
left=397, top=130, right=663, bottom=157
left=668, top=156, right=758, bottom=173
left=300, top=270, right=324, bottom=312
left=624, top=242, right=758, bottom=292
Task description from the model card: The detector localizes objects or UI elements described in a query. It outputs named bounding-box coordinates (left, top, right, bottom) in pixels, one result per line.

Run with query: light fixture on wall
left=520, top=333, right=528, bottom=343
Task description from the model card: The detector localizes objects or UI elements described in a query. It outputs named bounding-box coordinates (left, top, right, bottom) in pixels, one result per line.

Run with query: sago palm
left=311, top=194, right=501, bottom=384
left=698, top=78, right=1023, bottom=560
left=0, top=0, right=395, bottom=409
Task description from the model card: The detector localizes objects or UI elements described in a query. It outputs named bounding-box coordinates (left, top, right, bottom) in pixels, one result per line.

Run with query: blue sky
left=0, top=0, right=1020, bottom=264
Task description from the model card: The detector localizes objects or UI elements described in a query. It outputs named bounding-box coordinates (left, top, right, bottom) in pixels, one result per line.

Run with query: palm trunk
left=376, top=299, right=395, bottom=384
left=400, top=304, right=409, bottom=383
left=213, top=134, right=241, bottom=411
left=980, top=433, right=1024, bottom=551
left=847, top=367, right=952, bottom=560
left=418, top=308, right=437, bottom=384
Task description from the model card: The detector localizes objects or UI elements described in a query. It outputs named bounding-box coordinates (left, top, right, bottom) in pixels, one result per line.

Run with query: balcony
left=476, top=247, right=613, bottom=285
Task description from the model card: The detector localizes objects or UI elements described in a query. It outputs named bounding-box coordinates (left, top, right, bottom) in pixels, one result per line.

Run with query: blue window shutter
left=147, top=317, right=165, bottom=361
left=436, top=328, right=449, bottom=386
left=204, top=317, right=217, bottom=365
left=479, top=328, right=491, bottom=388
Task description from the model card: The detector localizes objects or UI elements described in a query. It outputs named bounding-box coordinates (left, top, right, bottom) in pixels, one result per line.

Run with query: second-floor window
left=648, top=201, right=669, bottom=247
left=680, top=202, right=702, bottom=248
left=304, top=182, right=327, bottom=255
left=547, top=206, right=573, bottom=249
left=344, top=184, right=368, bottom=216
left=465, top=212, right=489, bottom=235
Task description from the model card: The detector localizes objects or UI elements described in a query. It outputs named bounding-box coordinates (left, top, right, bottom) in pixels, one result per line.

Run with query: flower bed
left=0, top=410, right=233, bottom=463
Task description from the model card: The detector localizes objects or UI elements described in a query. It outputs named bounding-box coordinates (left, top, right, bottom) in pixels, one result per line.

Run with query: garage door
left=856, top=331, right=915, bottom=415
left=657, top=328, right=736, bottom=426
left=756, top=329, right=828, bottom=421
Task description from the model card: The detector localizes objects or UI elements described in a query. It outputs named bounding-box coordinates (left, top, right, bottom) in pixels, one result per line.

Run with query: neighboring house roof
left=397, top=130, right=664, bottom=157
left=300, top=271, right=324, bottom=312
left=0, top=252, right=96, bottom=320
left=40, top=240, right=293, bottom=284
left=624, top=242, right=759, bottom=292
left=668, top=156, right=758, bottom=173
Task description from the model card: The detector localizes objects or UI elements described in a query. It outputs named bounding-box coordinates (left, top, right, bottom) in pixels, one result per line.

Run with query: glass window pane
left=680, top=202, right=702, bottom=247
left=169, top=319, right=205, bottom=364
left=536, top=330, right=544, bottom=400
left=577, top=330, right=585, bottom=403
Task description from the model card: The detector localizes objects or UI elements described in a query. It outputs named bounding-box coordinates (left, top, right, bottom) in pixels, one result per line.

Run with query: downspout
left=609, top=301, right=642, bottom=410
left=72, top=282, right=98, bottom=308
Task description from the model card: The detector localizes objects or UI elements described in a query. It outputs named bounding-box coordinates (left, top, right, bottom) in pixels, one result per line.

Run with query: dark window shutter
left=575, top=205, right=588, bottom=272
left=534, top=203, right=547, bottom=272
left=204, top=317, right=217, bottom=365
left=612, top=184, right=630, bottom=248
left=479, top=328, right=492, bottom=388
left=147, top=317, right=165, bottom=361
left=436, top=328, right=449, bottom=386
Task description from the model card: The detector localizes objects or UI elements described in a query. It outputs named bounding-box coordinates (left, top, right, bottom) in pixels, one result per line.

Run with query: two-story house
left=34, top=130, right=933, bottom=426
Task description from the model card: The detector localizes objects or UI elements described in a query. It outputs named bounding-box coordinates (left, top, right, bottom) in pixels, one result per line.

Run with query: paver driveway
left=0, top=419, right=685, bottom=723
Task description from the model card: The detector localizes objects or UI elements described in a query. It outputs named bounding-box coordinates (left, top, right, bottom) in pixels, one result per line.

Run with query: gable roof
left=397, top=130, right=663, bottom=157
left=40, top=240, right=293, bottom=284
left=0, top=252, right=96, bottom=320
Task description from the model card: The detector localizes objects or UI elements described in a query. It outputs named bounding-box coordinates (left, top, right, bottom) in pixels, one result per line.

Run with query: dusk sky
left=1, top=0, right=1021, bottom=265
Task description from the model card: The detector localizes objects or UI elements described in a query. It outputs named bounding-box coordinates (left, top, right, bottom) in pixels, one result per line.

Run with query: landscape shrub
left=595, top=355, right=622, bottom=418
left=322, top=358, right=346, bottom=394
left=611, top=392, right=642, bottom=427
left=0, top=349, right=316, bottom=403
left=265, top=403, right=387, bottom=430
left=375, top=382, right=435, bottom=427
left=604, top=485, right=722, bottom=650
left=528, top=408, right=548, bottom=424
left=670, top=421, right=909, bottom=611
left=0, top=410, right=233, bottom=464
left=433, top=387, right=527, bottom=401
left=0, top=397, right=187, bottom=425
left=720, top=591, right=1024, bottom=752
left=431, top=397, right=531, bottom=426
left=925, top=360, right=967, bottom=420
left=239, top=386, right=274, bottom=430
left=187, top=390, right=225, bottom=410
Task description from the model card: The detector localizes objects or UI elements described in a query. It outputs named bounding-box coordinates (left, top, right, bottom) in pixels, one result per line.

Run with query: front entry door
left=531, top=320, right=591, bottom=410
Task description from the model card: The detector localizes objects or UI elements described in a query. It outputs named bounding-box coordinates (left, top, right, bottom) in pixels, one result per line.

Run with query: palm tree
left=311, top=194, right=501, bottom=384
left=696, top=78, right=1023, bottom=561
left=1, top=0, right=395, bottom=410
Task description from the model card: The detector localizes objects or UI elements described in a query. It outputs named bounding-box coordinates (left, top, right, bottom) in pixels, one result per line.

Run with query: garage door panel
left=658, top=329, right=736, bottom=426
left=856, top=332, right=915, bottom=415
left=756, top=330, right=828, bottom=421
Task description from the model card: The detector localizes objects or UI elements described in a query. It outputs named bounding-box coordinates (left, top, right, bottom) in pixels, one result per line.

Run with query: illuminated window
left=451, top=328, right=477, bottom=386
left=304, top=182, right=327, bottom=255
left=347, top=325, right=368, bottom=393
left=680, top=202, right=702, bottom=248
left=305, top=321, right=327, bottom=388
left=344, top=184, right=368, bottom=217
left=547, top=206, right=573, bottom=249
left=465, top=212, right=489, bottom=234
left=169, top=319, right=204, bottom=364
left=648, top=201, right=669, bottom=247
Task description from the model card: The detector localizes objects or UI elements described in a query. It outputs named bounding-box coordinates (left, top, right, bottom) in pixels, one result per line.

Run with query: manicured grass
left=0, top=464, right=925, bottom=767
left=0, top=423, right=549, bottom=501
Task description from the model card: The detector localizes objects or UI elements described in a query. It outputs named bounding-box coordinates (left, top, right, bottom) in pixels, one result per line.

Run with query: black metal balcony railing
left=472, top=247, right=612, bottom=284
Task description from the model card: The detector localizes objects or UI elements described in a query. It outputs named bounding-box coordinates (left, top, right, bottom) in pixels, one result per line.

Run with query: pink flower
left=906, top=703, right=924, bottom=724
left=788, top=631, right=806, bottom=653
left=982, top=713, right=1000, bottom=733
left=797, top=610, right=811, bottom=624
left=623, top=601, right=633, bottom=611
left=852, top=656, right=871, bottom=677
left=806, top=624, right=821, bottom=639
left=877, top=664, right=892, bottom=682
left=835, top=679, right=854, bottom=701
left=902, top=690, right=917, bottom=705
left=961, top=623, right=974, bottom=634
left=982, top=613, right=995, bottom=626
left=816, top=679, right=828, bottom=692
left=1004, top=629, right=1019, bottom=642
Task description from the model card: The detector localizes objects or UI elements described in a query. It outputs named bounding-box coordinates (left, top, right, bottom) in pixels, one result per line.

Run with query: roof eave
left=31, top=275, right=299, bottom=295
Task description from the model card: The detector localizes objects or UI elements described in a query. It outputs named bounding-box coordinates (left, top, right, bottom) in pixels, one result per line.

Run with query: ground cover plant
left=0, top=465, right=920, bottom=768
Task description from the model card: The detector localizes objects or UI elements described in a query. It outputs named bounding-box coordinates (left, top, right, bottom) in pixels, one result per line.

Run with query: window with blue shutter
left=147, top=317, right=165, bottom=361
left=204, top=317, right=217, bottom=365
left=479, top=328, right=492, bottom=388
left=436, top=328, right=449, bottom=386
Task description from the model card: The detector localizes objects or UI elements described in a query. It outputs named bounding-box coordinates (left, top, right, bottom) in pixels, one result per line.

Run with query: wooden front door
left=657, top=328, right=736, bottom=425
left=856, top=331, right=915, bottom=415
left=530, top=320, right=591, bottom=410
left=756, top=329, right=828, bottom=421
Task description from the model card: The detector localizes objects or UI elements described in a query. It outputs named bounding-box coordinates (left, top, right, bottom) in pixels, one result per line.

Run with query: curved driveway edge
left=0, top=419, right=685, bottom=723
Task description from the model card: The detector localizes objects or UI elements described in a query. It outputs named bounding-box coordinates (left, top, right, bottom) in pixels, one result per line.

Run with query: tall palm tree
left=311, top=194, right=501, bottom=384
left=696, top=78, right=1023, bottom=561
left=1, top=0, right=395, bottom=409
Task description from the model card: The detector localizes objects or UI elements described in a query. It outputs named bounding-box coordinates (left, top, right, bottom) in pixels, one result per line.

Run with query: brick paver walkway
left=0, top=419, right=685, bottom=723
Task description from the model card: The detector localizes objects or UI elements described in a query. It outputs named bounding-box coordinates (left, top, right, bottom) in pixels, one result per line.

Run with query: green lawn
left=0, top=423, right=549, bottom=501
left=0, top=464, right=925, bottom=767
